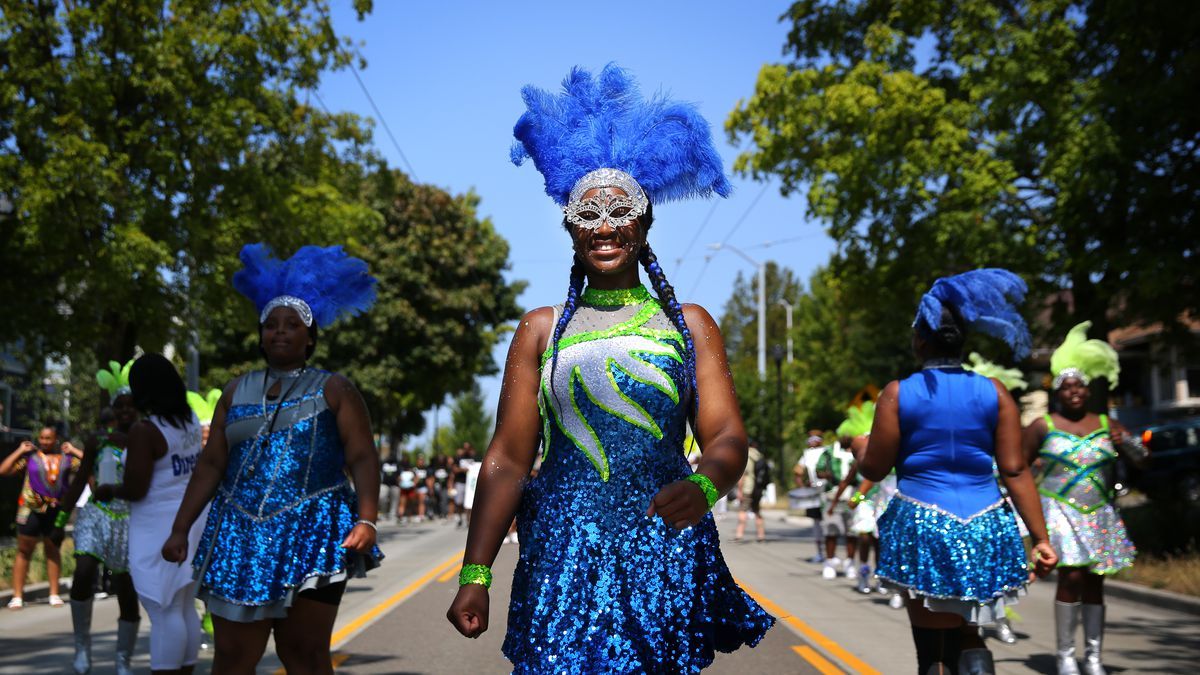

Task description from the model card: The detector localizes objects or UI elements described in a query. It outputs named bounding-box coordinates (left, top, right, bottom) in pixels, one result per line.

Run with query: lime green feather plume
left=187, top=389, right=222, bottom=425
left=1050, top=321, right=1120, bottom=390
left=836, top=401, right=876, bottom=439
left=963, top=353, right=1028, bottom=391
left=95, top=360, right=133, bottom=402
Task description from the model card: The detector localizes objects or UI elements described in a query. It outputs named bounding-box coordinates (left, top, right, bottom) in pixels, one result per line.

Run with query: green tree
left=446, top=381, right=492, bottom=454
left=0, top=0, right=379, bottom=368
left=727, top=0, right=1200, bottom=342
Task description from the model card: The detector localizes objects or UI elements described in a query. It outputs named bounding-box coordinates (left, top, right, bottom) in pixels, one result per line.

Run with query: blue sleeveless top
left=897, top=368, right=1001, bottom=519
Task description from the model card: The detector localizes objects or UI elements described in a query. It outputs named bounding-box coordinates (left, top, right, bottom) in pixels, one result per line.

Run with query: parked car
left=1127, top=417, right=1200, bottom=503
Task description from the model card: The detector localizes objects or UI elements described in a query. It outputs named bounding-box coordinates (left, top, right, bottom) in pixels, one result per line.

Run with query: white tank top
left=128, top=414, right=208, bottom=606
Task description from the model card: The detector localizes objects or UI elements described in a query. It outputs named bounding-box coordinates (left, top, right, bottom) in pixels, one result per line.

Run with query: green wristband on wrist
left=849, top=492, right=866, bottom=506
left=54, top=510, right=69, bottom=528
left=459, top=563, right=493, bottom=589
left=685, top=473, right=719, bottom=510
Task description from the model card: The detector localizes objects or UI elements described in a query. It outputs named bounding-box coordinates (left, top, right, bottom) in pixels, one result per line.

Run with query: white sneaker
left=48, top=594, right=64, bottom=607
left=846, top=564, right=859, bottom=580
left=889, top=593, right=905, bottom=610
left=822, top=558, right=840, bottom=579
left=6, top=597, right=23, bottom=610
left=995, top=618, right=1017, bottom=644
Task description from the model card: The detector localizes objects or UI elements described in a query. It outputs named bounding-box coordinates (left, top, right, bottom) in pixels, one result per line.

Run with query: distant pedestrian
left=734, top=441, right=767, bottom=542
left=380, top=451, right=400, bottom=522
left=0, top=424, right=81, bottom=609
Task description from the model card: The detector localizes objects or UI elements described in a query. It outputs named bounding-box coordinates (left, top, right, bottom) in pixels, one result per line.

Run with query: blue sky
left=317, top=1, right=835, bottom=446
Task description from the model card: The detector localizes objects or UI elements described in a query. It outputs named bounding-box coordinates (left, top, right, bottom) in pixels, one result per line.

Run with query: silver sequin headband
left=1052, top=367, right=1089, bottom=390
left=260, top=295, right=314, bottom=327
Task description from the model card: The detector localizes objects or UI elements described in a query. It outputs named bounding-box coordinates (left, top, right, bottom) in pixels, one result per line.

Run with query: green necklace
left=581, top=284, right=653, bottom=307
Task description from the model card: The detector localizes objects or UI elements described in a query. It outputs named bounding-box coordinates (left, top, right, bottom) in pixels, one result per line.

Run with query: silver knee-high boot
left=1055, top=601, right=1082, bottom=675
left=1081, top=604, right=1107, bottom=675
left=115, top=619, right=138, bottom=675
left=70, top=599, right=93, bottom=674
left=959, top=648, right=996, bottom=675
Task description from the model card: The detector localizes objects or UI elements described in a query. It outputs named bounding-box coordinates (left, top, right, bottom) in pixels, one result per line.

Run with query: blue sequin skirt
left=877, top=494, right=1028, bottom=624
left=503, top=510, right=773, bottom=674
left=193, top=482, right=382, bottom=621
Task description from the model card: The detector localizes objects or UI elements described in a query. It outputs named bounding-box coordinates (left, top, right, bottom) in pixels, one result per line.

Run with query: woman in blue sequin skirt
left=857, top=270, right=1058, bottom=675
left=447, top=65, right=774, bottom=673
left=162, top=244, right=382, bottom=673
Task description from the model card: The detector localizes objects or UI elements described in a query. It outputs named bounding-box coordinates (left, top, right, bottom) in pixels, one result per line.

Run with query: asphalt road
left=1, top=511, right=1197, bottom=673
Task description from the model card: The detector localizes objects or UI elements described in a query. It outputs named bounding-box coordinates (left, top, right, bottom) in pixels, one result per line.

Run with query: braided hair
left=547, top=256, right=587, bottom=413
left=639, top=245, right=698, bottom=415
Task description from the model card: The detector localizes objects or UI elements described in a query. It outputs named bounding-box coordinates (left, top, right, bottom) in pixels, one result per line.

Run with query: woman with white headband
left=162, top=244, right=382, bottom=674
left=1022, top=322, right=1146, bottom=675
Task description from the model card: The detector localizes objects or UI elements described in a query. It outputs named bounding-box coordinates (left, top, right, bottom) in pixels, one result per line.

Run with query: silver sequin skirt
left=73, top=502, right=130, bottom=572
left=1042, top=498, right=1135, bottom=574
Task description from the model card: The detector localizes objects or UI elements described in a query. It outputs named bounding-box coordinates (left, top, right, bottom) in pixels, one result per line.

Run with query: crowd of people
left=0, top=63, right=1150, bottom=675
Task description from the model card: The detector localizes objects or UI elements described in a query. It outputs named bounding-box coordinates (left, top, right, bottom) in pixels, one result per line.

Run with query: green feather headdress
left=96, top=360, right=133, bottom=403
left=836, top=401, right=876, bottom=439
left=963, top=353, right=1028, bottom=391
left=187, top=389, right=222, bottom=426
left=1050, top=321, right=1119, bottom=390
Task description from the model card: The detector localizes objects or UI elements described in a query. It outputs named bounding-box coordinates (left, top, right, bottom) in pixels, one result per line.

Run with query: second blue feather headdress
left=233, top=243, right=377, bottom=328
left=511, top=64, right=732, bottom=207
left=915, top=268, right=1031, bottom=361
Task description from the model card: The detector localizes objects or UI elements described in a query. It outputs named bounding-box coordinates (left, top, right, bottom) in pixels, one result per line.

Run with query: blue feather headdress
left=511, top=64, right=732, bottom=207
left=232, top=243, right=377, bottom=328
left=914, top=268, right=1031, bottom=360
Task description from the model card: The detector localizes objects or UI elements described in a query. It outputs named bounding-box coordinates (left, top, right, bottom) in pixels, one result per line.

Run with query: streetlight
left=776, top=298, right=793, bottom=363
left=771, top=344, right=786, bottom=496
left=707, top=243, right=765, bottom=379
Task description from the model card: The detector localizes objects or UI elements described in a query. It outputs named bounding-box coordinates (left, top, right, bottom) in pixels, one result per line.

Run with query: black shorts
left=16, top=507, right=61, bottom=539
left=297, top=580, right=347, bottom=606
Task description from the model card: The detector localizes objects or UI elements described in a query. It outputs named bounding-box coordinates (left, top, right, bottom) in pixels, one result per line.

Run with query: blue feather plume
left=915, top=268, right=1031, bottom=360
left=232, top=243, right=377, bottom=328
left=511, top=64, right=732, bottom=206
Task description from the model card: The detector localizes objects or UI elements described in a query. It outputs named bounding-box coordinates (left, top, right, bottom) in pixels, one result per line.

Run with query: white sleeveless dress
left=128, top=414, right=209, bottom=606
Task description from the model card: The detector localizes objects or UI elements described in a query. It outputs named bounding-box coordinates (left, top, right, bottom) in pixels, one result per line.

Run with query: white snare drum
left=788, top=487, right=823, bottom=510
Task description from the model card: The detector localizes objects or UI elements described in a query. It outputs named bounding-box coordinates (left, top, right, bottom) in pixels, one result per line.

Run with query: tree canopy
left=727, top=0, right=1200, bottom=342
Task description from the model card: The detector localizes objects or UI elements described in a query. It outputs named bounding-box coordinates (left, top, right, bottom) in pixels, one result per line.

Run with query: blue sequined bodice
left=897, top=368, right=1001, bottom=518
left=503, top=289, right=773, bottom=673
left=221, top=369, right=346, bottom=515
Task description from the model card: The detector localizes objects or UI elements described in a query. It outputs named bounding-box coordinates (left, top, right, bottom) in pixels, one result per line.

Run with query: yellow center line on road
left=792, top=645, right=844, bottom=675
left=331, top=550, right=464, bottom=647
left=736, top=578, right=880, bottom=675
left=272, top=550, right=465, bottom=674
left=437, top=562, right=464, bottom=583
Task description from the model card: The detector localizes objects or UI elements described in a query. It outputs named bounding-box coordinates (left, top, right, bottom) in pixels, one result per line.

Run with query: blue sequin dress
left=503, top=286, right=773, bottom=673
left=876, top=367, right=1028, bottom=625
left=193, top=368, right=382, bottom=621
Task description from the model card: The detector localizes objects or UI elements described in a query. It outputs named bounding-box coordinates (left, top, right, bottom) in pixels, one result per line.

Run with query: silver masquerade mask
left=564, top=169, right=649, bottom=230
left=260, top=295, right=314, bottom=327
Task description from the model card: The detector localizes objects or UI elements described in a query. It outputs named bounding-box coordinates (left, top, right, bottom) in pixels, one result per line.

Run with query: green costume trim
left=540, top=301, right=681, bottom=366
left=541, top=372, right=611, bottom=481
left=580, top=284, right=653, bottom=307
left=459, top=563, right=493, bottom=589
left=686, top=473, right=719, bottom=509
left=1038, top=414, right=1117, bottom=513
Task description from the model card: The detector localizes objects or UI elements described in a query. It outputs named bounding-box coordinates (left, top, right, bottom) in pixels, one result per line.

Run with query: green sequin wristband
left=459, top=563, right=493, bottom=589
left=686, top=473, right=719, bottom=510
left=849, top=492, right=866, bottom=506
left=54, top=510, right=69, bottom=528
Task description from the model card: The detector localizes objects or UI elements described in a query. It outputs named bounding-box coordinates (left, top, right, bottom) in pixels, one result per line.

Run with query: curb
left=1100, top=577, right=1200, bottom=617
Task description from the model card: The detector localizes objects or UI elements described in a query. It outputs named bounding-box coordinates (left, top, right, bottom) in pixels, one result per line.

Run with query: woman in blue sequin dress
left=162, top=244, right=382, bottom=673
left=857, top=269, right=1057, bottom=675
left=447, top=65, right=774, bottom=673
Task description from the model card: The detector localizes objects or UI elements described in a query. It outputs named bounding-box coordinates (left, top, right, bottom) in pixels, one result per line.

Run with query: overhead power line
left=347, top=63, right=419, bottom=181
